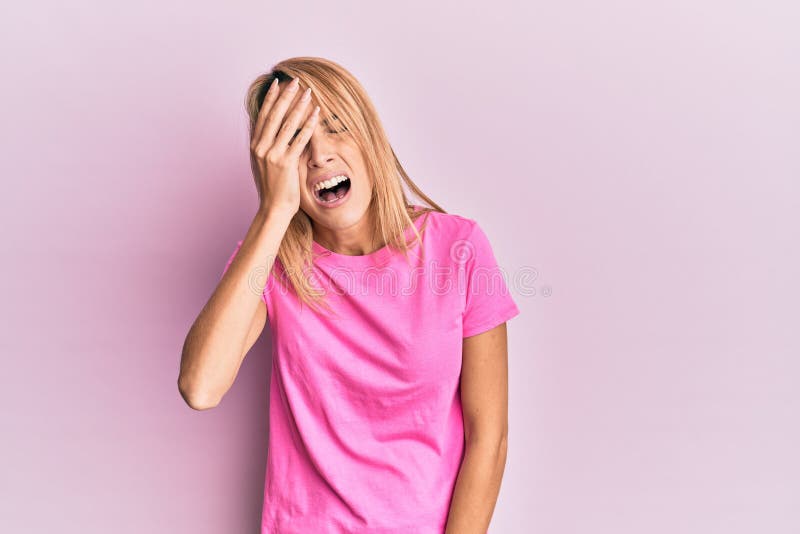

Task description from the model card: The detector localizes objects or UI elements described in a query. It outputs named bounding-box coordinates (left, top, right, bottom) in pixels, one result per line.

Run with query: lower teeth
left=319, top=185, right=349, bottom=203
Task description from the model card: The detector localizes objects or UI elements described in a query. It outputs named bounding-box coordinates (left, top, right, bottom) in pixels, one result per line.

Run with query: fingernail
left=291, top=77, right=299, bottom=89
left=269, top=78, right=278, bottom=90
left=301, top=87, right=311, bottom=101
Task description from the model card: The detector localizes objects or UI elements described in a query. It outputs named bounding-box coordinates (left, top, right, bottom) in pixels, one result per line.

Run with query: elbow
left=466, top=430, right=508, bottom=458
left=177, top=375, right=221, bottom=411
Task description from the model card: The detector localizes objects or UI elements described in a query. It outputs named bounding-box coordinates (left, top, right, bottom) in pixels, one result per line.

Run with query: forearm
left=178, top=206, right=292, bottom=408
left=444, top=437, right=508, bottom=534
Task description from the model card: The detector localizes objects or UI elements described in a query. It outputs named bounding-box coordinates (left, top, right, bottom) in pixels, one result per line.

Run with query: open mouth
left=314, top=176, right=352, bottom=204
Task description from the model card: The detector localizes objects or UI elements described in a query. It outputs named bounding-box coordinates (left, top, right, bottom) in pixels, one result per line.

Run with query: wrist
left=256, top=204, right=296, bottom=226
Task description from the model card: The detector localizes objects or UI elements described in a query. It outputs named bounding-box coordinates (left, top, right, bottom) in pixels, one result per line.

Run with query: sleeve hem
left=462, top=305, right=521, bottom=338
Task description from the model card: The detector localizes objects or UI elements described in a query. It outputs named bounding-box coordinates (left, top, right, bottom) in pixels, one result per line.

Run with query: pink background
left=2, top=1, right=798, bottom=532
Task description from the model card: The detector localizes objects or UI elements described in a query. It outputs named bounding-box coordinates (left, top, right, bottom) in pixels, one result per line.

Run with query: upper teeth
left=314, top=175, right=348, bottom=191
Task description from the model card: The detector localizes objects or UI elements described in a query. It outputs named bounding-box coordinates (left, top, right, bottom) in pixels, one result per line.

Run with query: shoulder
left=413, top=207, right=505, bottom=269
left=415, top=206, right=479, bottom=241
left=410, top=206, right=495, bottom=265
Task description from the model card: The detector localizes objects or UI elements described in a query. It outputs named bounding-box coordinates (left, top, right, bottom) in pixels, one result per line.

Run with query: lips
left=309, top=170, right=350, bottom=192
left=312, top=176, right=352, bottom=208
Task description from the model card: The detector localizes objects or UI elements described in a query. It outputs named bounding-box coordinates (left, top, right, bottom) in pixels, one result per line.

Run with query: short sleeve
left=460, top=222, right=520, bottom=338
left=220, top=240, right=244, bottom=279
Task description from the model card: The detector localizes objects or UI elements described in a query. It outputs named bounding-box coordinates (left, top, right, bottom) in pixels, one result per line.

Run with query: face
left=286, top=89, right=373, bottom=239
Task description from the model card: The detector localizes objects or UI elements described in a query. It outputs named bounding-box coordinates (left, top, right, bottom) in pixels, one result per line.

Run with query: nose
left=305, top=127, right=336, bottom=168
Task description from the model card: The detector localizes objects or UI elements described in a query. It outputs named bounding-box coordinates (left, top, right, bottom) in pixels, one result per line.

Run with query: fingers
left=274, top=86, right=314, bottom=148
left=252, top=76, right=302, bottom=157
left=287, top=104, right=320, bottom=158
left=252, top=77, right=280, bottom=143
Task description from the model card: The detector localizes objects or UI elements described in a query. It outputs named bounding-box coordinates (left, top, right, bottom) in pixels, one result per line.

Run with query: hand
left=249, top=76, right=320, bottom=217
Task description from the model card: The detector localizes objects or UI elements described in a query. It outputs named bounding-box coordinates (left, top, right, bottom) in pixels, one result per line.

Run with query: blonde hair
left=244, top=56, right=446, bottom=315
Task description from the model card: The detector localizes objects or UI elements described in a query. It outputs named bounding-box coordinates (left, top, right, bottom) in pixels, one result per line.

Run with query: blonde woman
left=178, top=57, right=520, bottom=534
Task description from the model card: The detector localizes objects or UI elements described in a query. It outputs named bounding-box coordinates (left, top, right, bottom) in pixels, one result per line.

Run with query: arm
left=178, top=74, right=319, bottom=410
left=445, top=322, right=509, bottom=534
left=177, top=207, right=292, bottom=410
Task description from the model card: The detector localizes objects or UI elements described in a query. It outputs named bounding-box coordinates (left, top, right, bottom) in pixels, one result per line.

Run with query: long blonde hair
left=244, top=57, right=446, bottom=315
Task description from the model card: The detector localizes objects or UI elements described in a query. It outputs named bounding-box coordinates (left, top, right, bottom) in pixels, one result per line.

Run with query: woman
left=178, top=57, right=520, bottom=534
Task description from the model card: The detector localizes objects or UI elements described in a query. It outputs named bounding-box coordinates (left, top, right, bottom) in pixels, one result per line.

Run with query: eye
left=291, top=114, right=349, bottom=144
left=325, top=113, right=349, bottom=134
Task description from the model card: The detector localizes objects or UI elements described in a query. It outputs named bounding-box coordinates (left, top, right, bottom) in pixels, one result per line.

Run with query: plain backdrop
left=1, top=1, right=798, bottom=533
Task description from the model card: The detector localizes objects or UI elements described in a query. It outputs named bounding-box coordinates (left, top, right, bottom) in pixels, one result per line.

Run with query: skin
left=178, top=76, right=377, bottom=409
left=446, top=323, right=509, bottom=534
left=178, top=76, right=510, bottom=532
left=282, top=82, right=381, bottom=256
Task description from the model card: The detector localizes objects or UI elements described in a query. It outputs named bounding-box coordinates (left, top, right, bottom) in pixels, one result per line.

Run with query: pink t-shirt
left=220, top=205, right=520, bottom=533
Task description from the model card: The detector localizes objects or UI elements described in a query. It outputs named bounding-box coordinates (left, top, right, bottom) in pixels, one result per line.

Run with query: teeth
left=314, top=175, right=349, bottom=191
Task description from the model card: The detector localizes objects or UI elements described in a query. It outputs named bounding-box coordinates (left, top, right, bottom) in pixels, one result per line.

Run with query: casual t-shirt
left=220, top=205, right=520, bottom=533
